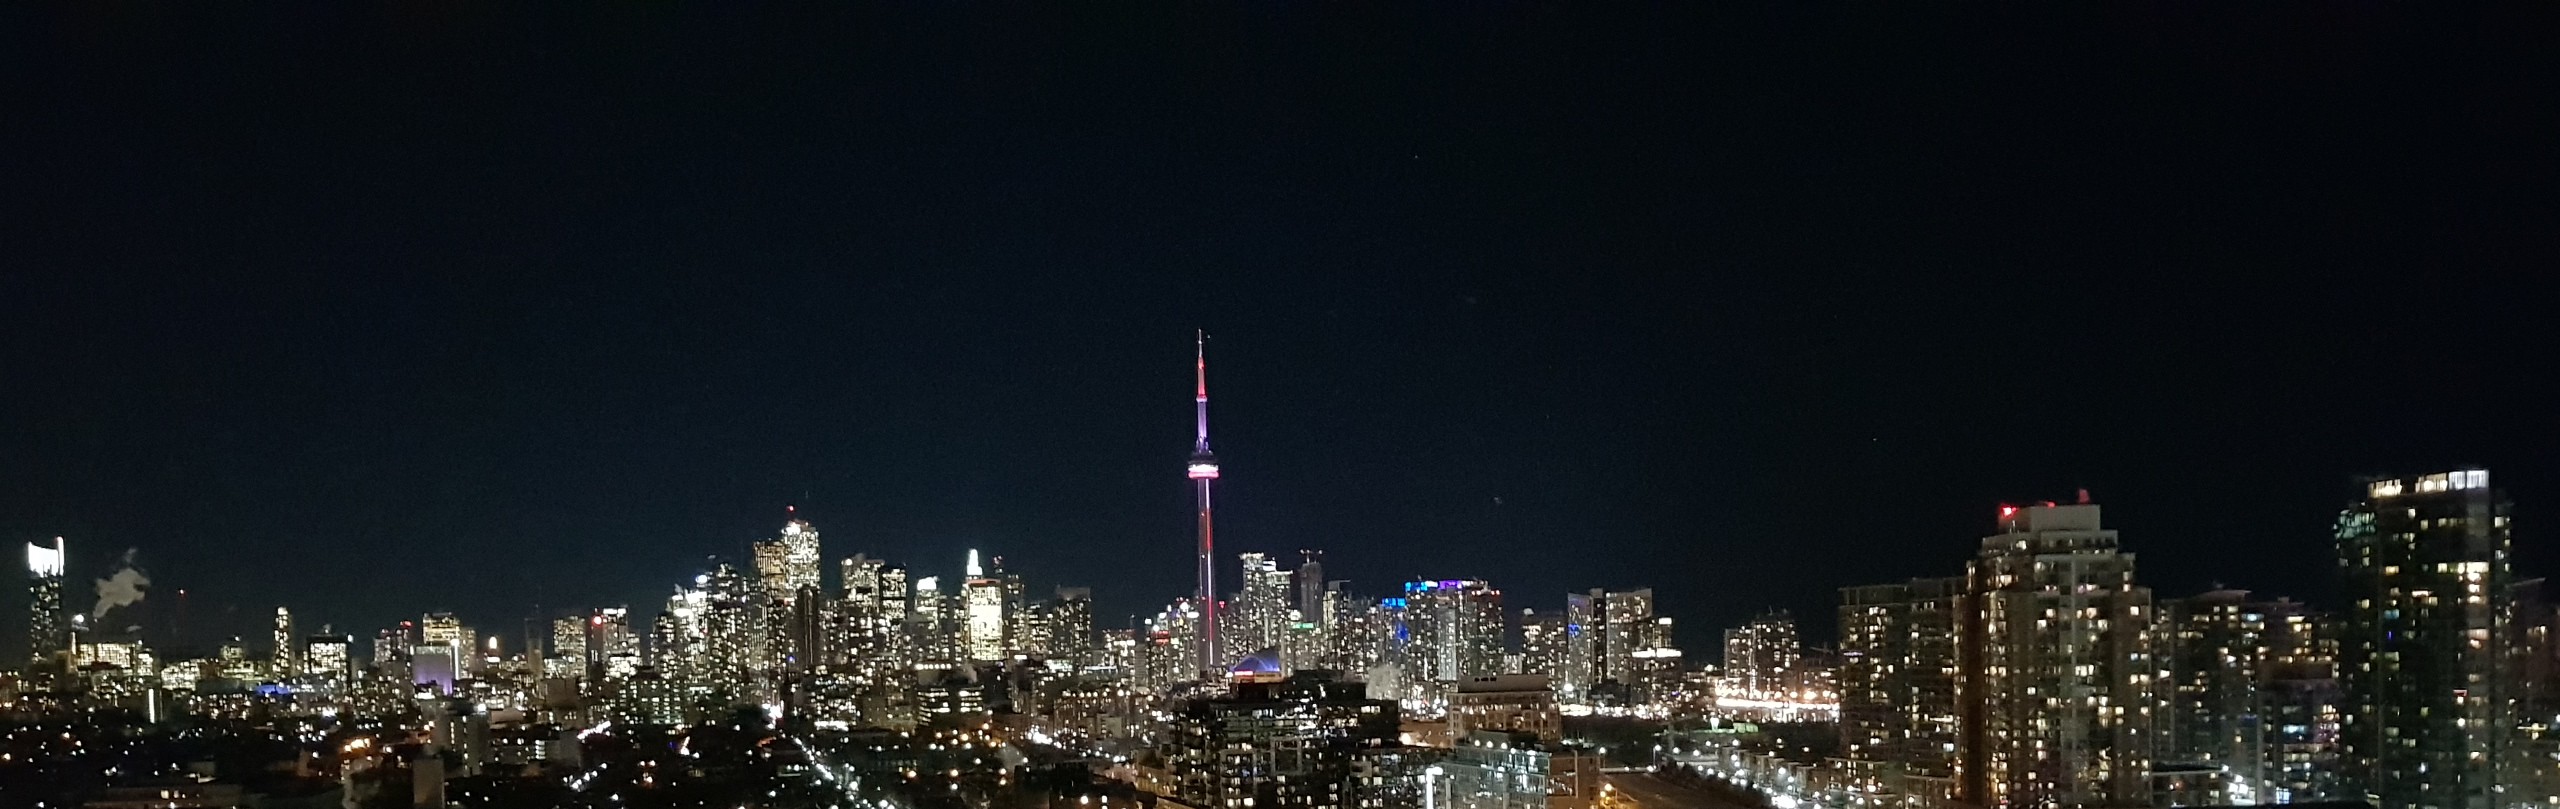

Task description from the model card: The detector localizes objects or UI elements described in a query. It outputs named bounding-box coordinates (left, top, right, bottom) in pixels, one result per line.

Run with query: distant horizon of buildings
left=15, top=467, right=2553, bottom=809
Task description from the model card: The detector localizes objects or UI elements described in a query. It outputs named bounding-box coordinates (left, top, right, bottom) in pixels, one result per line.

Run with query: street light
left=1425, top=765, right=1446, bottom=809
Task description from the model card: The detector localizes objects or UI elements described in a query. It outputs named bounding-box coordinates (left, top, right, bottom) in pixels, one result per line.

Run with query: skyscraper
left=839, top=554, right=907, bottom=673
left=1561, top=590, right=1604, bottom=701
left=2338, top=470, right=2510, bottom=809
left=1956, top=500, right=2155, bottom=808
left=1721, top=610, right=1800, bottom=702
left=422, top=612, right=464, bottom=655
left=659, top=582, right=711, bottom=679
left=549, top=615, right=589, bottom=678
left=1838, top=576, right=1965, bottom=804
left=591, top=607, right=640, bottom=678
left=911, top=575, right=955, bottom=662
left=25, top=537, right=65, bottom=665
left=963, top=551, right=1007, bottom=662
left=1188, top=331, right=1221, bottom=678
left=754, top=512, right=823, bottom=595
left=273, top=606, right=298, bottom=673
left=1296, top=551, right=1326, bottom=622
left=1519, top=609, right=1566, bottom=682
left=1235, top=552, right=1292, bottom=660
left=1051, top=586, right=1095, bottom=668
left=1601, top=588, right=1655, bottom=689
left=754, top=513, right=823, bottom=668
left=305, top=632, right=354, bottom=680
left=1399, top=579, right=1506, bottom=689
left=2156, top=590, right=2341, bottom=804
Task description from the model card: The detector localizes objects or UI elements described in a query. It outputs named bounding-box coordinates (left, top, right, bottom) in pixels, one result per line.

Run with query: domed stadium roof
left=1229, top=646, right=1284, bottom=676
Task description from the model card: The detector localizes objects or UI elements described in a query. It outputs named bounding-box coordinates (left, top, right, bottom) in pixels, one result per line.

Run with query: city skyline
left=0, top=324, right=2545, bottom=653
left=1, top=312, right=2539, bottom=654
left=10, top=461, right=2527, bottom=661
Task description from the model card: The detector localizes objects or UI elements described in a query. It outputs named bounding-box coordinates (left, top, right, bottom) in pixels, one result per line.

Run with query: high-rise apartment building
left=1520, top=609, right=1567, bottom=682
left=1051, top=587, right=1095, bottom=667
left=1297, top=551, right=1327, bottom=623
left=1165, top=673, right=1399, bottom=809
left=1235, top=552, right=1295, bottom=662
left=1561, top=590, right=1604, bottom=700
left=273, top=607, right=298, bottom=673
left=2510, top=579, right=2560, bottom=808
left=1839, top=576, right=1965, bottom=803
left=2338, top=470, right=2511, bottom=809
left=26, top=538, right=65, bottom=665
left=1721, top=610, right=1800, bottom=701
left=1398, top=579, right=1506, bottom=689
left=1955, top=500, right=2155, bottom=808
left=700, top=563, right=762, bottom=676
left=1602, top=588, right=1655, bottom=689
left=2155, top=590, right=2340, bottom=803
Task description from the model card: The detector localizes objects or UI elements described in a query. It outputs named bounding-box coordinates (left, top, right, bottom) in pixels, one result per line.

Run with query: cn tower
left=1186, top=331, right=1221, bottom=678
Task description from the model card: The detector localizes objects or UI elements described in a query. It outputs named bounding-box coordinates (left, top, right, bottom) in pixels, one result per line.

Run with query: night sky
left=5, top=4, right=2555, bottom=656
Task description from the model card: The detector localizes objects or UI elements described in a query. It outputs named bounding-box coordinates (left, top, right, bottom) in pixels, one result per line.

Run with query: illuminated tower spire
left=1188, top=331, right=1222, bottom=677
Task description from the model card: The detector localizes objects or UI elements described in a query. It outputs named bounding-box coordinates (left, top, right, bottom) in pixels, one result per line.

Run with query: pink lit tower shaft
left=1187, top=331, right=1222, bottom=678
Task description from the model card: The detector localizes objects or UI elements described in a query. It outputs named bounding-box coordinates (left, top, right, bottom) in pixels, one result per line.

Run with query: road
left=1602, top=771, right=1759, bottom=809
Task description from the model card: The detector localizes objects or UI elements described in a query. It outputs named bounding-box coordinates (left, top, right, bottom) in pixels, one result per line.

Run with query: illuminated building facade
left=755, top=516, right=823, bottom=669
left=2338, top=470, right=2510, bottom=809
left=26, top=537, right=65, bottom=664
left=1627, top=619, right=1685, bottom=708
left=273, top=606, right=298, bottom=673
left=548, top=616, right=588, bottom=678
left=1518, top=610, right=1563, bottom=679
left=1838, top=576, right=1965, bottom=802
left=839, top=554, right=909, bottom=673
left=2511, top=579, right=2560, bottom=809
left=1720, top=610, right=1800, bottom=702
left=1051, top=587, right=1095, bottom=667
left=1601, top=588, right=1654, bottom=692
left=964, top=550, right=1008, bottom=662
left=701, top=563, right=762, bottom=676
left=911, top=575, right=956, bottom=663
left=754, top=515, right=823, bottom=595
left=591, top=606, right=640, bottom=679
left=421, top=612, right=465, bottom=673
left=306, top=633, right=354, bottom=680
left=1390, top=580, right=1506, bottom=708
left=1235, top=552, right=1295, bottom=665
left=2156, top=590, right=2340, bottom=803
left=1164, top=672, right=1398, bottom=809
left=1956, top=500, right=2155, bottom=809
left=1449, top=674, right=1561, bottom=743
left=1560, top=590, right=1603, bottom=701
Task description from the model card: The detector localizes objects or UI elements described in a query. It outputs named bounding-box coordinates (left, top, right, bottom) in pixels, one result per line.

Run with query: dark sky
left=5, top=4, right=2555, bottom=656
